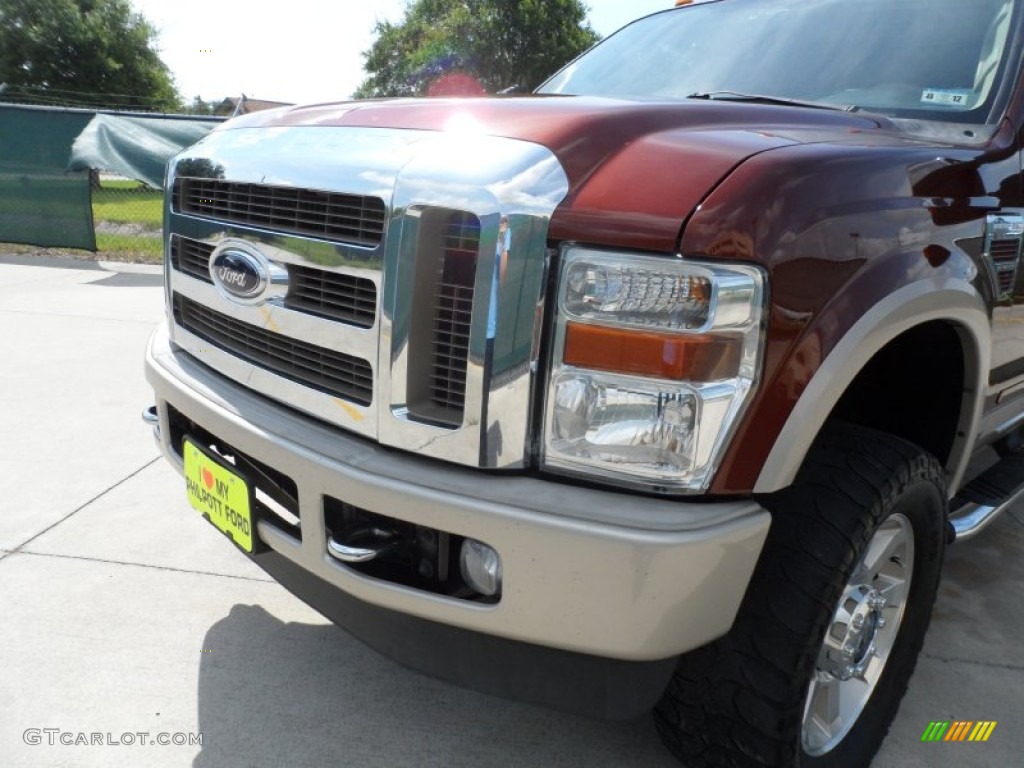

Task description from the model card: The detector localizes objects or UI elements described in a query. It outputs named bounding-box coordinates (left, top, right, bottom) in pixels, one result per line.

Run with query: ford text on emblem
left=210, top=244, right=270, bottom=304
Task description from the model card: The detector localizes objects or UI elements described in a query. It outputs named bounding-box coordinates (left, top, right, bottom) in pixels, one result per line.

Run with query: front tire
left=654, top=423, right=947, bottom=767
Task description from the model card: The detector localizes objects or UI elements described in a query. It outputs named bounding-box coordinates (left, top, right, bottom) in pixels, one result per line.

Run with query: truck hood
left=224, top=96, right=893, bottom=252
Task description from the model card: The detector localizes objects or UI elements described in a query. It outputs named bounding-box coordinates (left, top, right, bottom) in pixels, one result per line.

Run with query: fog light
left=460, top=539, right=502, bottom=597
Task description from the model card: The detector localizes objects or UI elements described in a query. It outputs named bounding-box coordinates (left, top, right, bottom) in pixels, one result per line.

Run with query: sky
left=129, top=0, right=675, bottom=106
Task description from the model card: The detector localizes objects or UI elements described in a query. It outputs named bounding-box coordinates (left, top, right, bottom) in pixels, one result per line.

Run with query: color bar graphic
left=968, top=722, right=998, bottom=742
left=921, top=721, right=996, bottom=743
left=921, top=722, right=950, bottom=742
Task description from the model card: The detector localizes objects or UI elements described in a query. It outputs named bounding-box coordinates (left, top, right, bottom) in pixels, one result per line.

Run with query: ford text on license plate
left=183, top=438, right=257, bottom=553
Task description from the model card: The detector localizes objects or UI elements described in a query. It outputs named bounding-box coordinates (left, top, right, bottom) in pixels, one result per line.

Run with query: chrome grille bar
left=173, top=293, right=373, bottom=406
left=170, top=236, right=214, bottom=283
left=430, top=212, right=480, bottom=419
left=173, top=178, right=387, bottom=248
left=431, top=281, right=473, bottom=412
left=170, top=235, right=378, bottom=330
left=990, top=238, right=1020, bottom=295
left=285, top=265, right=377, bottom=329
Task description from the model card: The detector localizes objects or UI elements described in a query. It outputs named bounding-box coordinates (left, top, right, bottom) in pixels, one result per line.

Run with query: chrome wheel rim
left=801, top=513, right=915, bottom=757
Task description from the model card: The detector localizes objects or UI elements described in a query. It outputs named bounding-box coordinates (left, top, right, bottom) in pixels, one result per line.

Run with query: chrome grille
left=991, top=238, right=1019, bottom=263
left=431, top=283, right=473, bottom=413
left=166, top=126, right=569, bottom=468
left=431, top=213, right=479, bottom=418
left=170, top=236, right=213, bottom=283
left=173, top=293, right=373, bottom=405
left=170, top=236, right=378, bottom=329
left=999, top=270, right=1016, bottom=295
left=990, top=238, right=1021, bottom=297
left=173, top=178, right=387, bottom=248
left=285, top=265, right=377, bottom=329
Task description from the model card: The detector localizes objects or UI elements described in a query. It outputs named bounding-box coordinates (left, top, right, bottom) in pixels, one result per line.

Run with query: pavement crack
left=6, top=457, right=162, bottom=556
left=921, top=652, right=1024, bottom=673
left=12, top=550, right=274, bottom=583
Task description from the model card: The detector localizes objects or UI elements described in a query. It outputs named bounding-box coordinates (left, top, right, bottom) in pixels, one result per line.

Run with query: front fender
left=678, top=137, right=1010, bottom=494
left=752, top=278, right=989, bottom=495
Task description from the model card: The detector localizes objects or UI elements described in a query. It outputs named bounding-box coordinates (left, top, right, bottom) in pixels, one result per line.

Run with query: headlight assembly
left=542, top=248, right=766, bottom=493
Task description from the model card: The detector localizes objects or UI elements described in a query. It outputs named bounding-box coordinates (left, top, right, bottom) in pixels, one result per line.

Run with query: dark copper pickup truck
left=144, top=0, right=1023, bottom=764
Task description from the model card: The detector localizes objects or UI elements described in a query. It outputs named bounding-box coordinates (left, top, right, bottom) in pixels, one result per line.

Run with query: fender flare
left=753, top=278, right=990, bottom=495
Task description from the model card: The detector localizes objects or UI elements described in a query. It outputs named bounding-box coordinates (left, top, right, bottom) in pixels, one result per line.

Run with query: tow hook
left=328, top=527, right=402, bottom=564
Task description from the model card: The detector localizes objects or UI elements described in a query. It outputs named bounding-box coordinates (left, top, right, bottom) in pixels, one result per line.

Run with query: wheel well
left=829, top=321, right=966, bottom=467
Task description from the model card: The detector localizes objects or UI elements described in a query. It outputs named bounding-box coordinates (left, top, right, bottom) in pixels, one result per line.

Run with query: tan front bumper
left=145, top=323, right=770, bottom=662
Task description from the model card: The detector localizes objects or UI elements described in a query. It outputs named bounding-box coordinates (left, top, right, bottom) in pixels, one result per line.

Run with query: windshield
left=539, top=0, right=1020, bottom=125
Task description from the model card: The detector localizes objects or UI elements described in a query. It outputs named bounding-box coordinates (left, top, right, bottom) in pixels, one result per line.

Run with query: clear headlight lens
left=543, top=248, right=765, bottom=493
left=551, top=374, right=697, bottom=471
left=563, top=260, right=714, bottom=329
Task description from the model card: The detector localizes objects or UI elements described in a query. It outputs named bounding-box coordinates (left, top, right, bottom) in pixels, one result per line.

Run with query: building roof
left=215, top=95, right=293, bottom=116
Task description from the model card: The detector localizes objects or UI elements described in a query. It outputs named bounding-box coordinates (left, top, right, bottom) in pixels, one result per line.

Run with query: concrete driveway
left=1, top=254, right=1020, bottom=768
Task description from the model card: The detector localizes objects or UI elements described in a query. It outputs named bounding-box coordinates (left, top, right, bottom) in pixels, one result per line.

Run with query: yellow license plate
left=183, top=439, right=256, bottom=553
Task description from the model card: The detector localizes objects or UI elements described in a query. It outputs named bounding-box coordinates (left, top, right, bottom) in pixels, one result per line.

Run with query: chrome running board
left=950, top=452, right=1024, bottom=541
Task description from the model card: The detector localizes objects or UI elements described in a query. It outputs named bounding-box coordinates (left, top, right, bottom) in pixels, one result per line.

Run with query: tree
left=183, top=96, right=218, bottom=116
left=0, top=0, right=180, bottom=111
left=355, top=0, right=599, bottom=99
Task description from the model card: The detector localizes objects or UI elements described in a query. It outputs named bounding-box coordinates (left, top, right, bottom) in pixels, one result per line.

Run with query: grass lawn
left=92, top=180, right=164, bottom=228
left=91, top=180, right=165, bottom=261
left=94, top=232, right=164, bottom=261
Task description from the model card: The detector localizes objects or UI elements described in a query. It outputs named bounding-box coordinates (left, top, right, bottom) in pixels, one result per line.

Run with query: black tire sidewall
left=653, top=425, right=948, bottom=768
left=801, top=473, right=946, bottom=767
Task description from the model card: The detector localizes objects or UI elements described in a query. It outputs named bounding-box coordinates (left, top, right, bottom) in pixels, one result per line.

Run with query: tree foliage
left=355, top=0, right=600, bottom=98
left=0, top=0, right=180, bottom=111
left=183, top=95, right=218, bottom=116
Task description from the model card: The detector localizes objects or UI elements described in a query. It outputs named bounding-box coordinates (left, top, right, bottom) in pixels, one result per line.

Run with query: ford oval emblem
left=210, top=244, right=269, bottom=304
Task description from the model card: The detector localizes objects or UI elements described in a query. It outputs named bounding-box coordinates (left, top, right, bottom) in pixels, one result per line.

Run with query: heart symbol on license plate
left=202, top=468, right=215, bottom=490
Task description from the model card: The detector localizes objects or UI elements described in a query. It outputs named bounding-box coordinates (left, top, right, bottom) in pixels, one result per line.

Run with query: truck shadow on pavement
left=191, top=513, right=1024, bottom=768
left=89, top=271, right=165, bottom=288
left=193, top=604, right=680, bottom=768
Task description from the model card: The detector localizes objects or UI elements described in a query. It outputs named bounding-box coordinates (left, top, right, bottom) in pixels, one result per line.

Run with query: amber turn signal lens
left=563, top=322, right=741, bottom=381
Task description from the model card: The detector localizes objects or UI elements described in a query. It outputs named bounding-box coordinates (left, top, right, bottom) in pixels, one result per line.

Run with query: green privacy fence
left=0, top=106, right=95, bottom=249
left=0, top=103, right=222, bottom=256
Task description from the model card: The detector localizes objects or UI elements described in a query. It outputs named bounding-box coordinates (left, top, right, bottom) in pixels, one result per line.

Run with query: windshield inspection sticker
left=922, top=88, right=972, bottom=106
